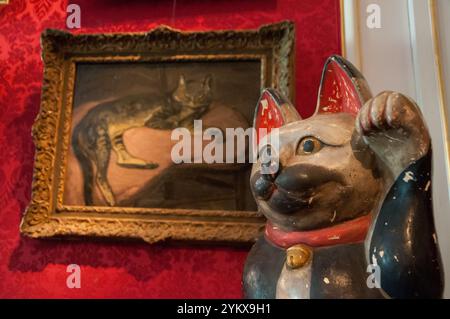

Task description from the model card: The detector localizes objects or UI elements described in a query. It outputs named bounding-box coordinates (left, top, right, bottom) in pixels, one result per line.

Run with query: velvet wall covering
left=0, top=0, right=341, bottom=298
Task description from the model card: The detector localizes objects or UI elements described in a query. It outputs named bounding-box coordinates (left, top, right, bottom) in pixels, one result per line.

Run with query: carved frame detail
left=20, top=21, right=295, bottom=243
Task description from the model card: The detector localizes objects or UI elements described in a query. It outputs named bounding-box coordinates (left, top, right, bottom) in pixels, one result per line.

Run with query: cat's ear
left=203, top=74, right=212, bottom=92
left=315, top=55, right=372, bottom=116
left=253, top=88, right=300, bottom=144
left=176, top=74, right=187, bottom=91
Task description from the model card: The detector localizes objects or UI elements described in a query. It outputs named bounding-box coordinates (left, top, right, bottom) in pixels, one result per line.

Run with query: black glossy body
left=369, top=151, right=443, bottom=298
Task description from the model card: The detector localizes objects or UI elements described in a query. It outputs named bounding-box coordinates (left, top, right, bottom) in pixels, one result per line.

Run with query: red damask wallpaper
left=0, top=0, right=341, bottom=298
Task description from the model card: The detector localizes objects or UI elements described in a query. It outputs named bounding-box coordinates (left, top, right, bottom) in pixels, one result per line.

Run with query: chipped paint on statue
left=243, top=55, right=443, bottom=299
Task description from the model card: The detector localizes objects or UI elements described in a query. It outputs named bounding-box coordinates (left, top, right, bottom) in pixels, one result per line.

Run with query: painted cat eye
left=297, top=136, right=322, bottom=155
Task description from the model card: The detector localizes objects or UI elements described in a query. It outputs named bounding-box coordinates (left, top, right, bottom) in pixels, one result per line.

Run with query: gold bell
left=286, top=244, right=312, bottom=269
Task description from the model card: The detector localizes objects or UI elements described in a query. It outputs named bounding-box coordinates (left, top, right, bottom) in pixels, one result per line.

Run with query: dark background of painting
left=66, top=61, right=260, bottom=210
left=73, top=61, right=261, bottom=123
left=0, top=0, right=341, bottom=298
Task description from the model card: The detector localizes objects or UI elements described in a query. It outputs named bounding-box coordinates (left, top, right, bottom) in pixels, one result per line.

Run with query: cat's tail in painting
left=71, top=123, right=94, bottom=206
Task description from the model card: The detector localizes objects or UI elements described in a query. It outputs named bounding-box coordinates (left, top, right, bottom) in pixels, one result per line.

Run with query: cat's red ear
left=316, top=55, right=372, bottom=116
left=253, top=89, right=301, bottom=144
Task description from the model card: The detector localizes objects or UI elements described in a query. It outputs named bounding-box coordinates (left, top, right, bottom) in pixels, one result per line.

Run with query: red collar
left=265, top=214, right=372, bottom=249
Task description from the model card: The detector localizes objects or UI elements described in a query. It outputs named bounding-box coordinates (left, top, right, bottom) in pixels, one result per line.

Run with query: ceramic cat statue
left=243, top=55, right=443, bottom=299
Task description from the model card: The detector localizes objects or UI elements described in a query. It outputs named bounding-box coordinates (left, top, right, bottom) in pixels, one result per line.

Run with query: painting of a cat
left=65, top=61, right=260, bottom=211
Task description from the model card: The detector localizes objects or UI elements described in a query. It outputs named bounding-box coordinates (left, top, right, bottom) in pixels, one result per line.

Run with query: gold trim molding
left=20, top=22, right=295, bottom=244
left=340, top=0, right=346, bottom=58
left=429, top=0, right=450, bottom=186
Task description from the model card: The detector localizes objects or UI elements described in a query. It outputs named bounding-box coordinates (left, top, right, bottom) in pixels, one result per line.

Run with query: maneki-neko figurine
left=243, top=55, right=443, bottom=298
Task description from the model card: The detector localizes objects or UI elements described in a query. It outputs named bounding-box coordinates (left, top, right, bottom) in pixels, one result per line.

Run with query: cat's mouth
left=266, top=187, right=313, bottom=214
left=251, top=164, right=346, bottom=214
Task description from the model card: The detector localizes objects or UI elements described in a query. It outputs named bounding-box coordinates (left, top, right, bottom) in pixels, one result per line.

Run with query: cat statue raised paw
left=243, top=55, right=443, bottom=299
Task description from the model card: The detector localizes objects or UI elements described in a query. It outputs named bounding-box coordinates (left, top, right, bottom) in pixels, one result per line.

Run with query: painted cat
left=72, top=74, right=212, bottom=206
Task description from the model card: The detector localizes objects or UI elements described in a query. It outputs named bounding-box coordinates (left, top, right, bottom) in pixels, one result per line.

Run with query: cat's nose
left=261, top=160, right=280, bottom=182
left=252, top=174, right=275, bottom=200
left=260, top=145, right=280, bottom=181
left=251, top=144, right=282, bottom=200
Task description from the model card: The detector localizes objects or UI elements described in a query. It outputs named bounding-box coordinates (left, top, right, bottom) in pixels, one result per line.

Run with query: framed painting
left=20, top=21, right=295, bottom=243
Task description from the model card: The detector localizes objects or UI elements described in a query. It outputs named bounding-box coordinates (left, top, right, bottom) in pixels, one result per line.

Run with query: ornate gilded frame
left=20, top=21, right=295, bottom=243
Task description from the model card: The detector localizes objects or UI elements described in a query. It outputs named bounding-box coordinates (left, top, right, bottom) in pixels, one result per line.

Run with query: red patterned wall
left=0, top=0, right=341, bottom=298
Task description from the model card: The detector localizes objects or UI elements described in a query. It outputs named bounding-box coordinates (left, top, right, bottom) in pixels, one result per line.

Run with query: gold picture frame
left=20, top=21, right=295, bottom=244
